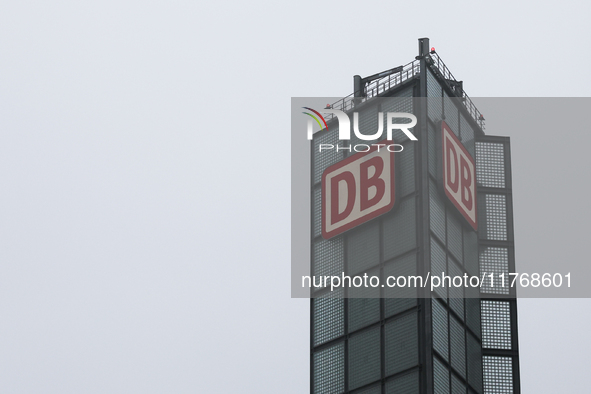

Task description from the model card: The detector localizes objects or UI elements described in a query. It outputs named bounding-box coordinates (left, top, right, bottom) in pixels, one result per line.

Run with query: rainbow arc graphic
left=302, top=107, right=328, bottom=131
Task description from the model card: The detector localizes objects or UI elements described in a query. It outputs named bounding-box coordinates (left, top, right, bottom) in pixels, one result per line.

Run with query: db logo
left=322, top=140, right=395, bottom=239
left=441, top=121, right=477, bottom=230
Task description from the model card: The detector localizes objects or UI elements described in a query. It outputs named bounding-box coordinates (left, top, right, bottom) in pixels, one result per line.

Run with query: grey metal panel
left=313, top=341, right=345, bottom=394
left=384, top=253, right=417, bottom=316
left=351, top=383, right=381, bottom=394
left=481, top=301, right=512, bottom=350
left=475, top=142, right=505, bottom=188
left=431, top=237, right=448, bottom=301
left=349, top=327, right=381, bottom=390
left=450, top=314, right=466, bottom=379
left=383, top=197, right=416, bottom=261
left=384, top=85, right=414, bottom=100
left=460, top=114, right=476, bottom=157
left=384, top=371, right=419, bottom=394
left=467, top=332, right=483, bottom=393
left=427, top=69, right=443, bottom=123
left=385, top=312, right=419, bottom=376
left=399, top=142, right=416, bottom=197
left=313, top=186, right=322, bottom=238
left=479, top=247, right=509, bottom=295
left=465, top=291, right=481, bottom=340
left=448, top=259, right=465, bottom=320
left=348, top=296, right=380, bottom=333
left=451, top=374, right=465, bottom=394
left=347, top=221, right=380, bottom=275
left=429, top=180, right=446, bottom=243
left=434, top=357, right=450, bottom=394
left=447, top=209, right=463, bottom=262
left=313, top=128, right=344, bottom=185
left=463, top=227, right=479, bottom=276
left=312, top=237, right=344, bottom=286
left=428, top=122, right=438, bottom=177
left=432, top=297, right=449, bottom=362
left=479, top=194, right=507, bottom=241
left=313, top=292, right=344, bottom=346
left=443, top=92, right=460, bottom=137
left=483, top=356, right=513, bottom=394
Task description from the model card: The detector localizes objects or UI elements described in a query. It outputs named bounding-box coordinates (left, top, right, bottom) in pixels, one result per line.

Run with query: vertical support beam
left=504, top=140, right=521, bottom=394
left=380, top=216, right=386, bottom=394
left=416, top=37, right=434, bottom=394
left=354, top=75, right=363, bottom=97
left=510, top=298, right=521, bottom=394
left=344, top=236, right=349, bottom=393
left=419, top=37, right=430, bottom=58
left=309, top=135, right=315, bottom=394
left=310, top=298, right=314, bottom=394
left=477, top=136, right=520, bottom=393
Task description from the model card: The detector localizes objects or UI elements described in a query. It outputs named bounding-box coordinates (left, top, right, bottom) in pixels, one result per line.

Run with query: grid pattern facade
left=348, top=295, right=380, bottom=332
left=311, top=90, right=421, bottom=393
left=311, top=59, right=519, bottom=393
left=352, top=384, right=381, bottom=394
left=314, top=342, right=345, bottom=394
left=313, top=128, right=343, bottom=185
left=385, top=313, right=418, bottom=375
left=476, top=136, right=519, bottom=393
left=481, top=301, right=511, bottom=350
left=479, top=247, right=510, bottom=295
left=426, top=72, right=487, bottom=393
left=383, top=198, right=416, bottom=260
left=483, top=357, right=513, bottom=393
left=434, top=357, right=450, bottom=393
left=349, top=327, right=381, bottom=390
left=481, top=195, right=508, bottom=241
left=313, top=238, right=344, bottom=289
left=476, top=142, right=506, bottom=188
left=313, top=294, right=344, bottom=346
left=313, top=186, right=322, bottom=238
left=384, top=371, right=419, bottom=393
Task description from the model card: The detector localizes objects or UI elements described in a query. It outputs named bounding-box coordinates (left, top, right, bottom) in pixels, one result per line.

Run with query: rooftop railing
left=325, top=53, right=485, bottom=131
left=430, top=52, right=485, bottom=130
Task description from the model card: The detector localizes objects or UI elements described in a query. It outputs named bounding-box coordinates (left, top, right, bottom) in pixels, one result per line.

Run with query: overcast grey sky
left=0, top=1, right=589, bottom=393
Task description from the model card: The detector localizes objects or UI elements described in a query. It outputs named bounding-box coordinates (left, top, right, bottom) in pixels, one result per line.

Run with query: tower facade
left=310, top=38, right=520, bottom=394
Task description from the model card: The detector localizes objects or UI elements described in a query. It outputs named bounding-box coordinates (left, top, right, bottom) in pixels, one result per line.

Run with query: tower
left=310, top=38, right=520, bottom=393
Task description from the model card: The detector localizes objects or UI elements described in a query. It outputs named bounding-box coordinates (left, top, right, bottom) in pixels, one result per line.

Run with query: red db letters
left=442, top=121, right=477, bottom=230
left=322, top=141, right=395, bottom=239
